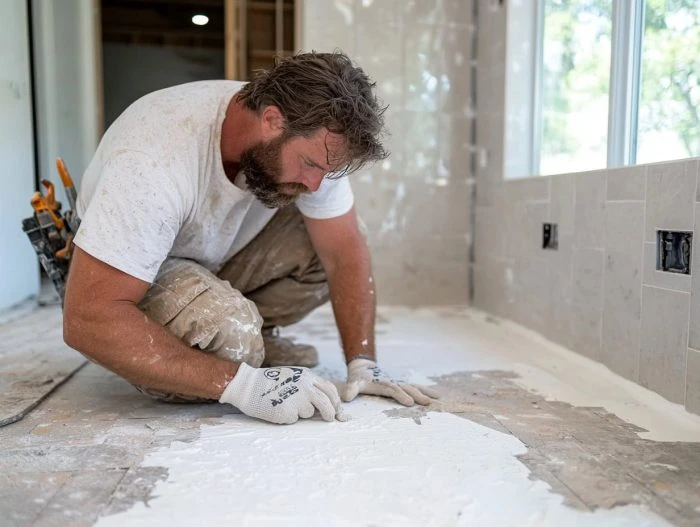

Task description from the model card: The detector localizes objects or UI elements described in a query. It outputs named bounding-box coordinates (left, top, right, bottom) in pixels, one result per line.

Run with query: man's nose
left=302, top=172, right=324, bottom=192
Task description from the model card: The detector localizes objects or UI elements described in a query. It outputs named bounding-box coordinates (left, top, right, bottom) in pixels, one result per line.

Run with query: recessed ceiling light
left=192, top=14, right=209, bottom=26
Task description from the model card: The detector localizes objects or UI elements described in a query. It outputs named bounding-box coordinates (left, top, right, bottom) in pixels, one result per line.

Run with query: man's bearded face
left=240, top=136, right=309, bottom=209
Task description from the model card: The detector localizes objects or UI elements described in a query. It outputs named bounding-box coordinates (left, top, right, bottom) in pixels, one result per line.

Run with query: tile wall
left=473, top=0, right=700, bottom=414
left=301, top=0, right=474, bottom=306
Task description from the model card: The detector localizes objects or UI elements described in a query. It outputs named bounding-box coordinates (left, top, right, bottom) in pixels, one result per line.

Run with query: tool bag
left=21, top=158, right=80, bottom=303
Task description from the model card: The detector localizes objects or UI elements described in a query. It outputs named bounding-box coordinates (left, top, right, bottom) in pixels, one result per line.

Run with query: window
left=538, top=0, right=612, bottom=176
left=505, top=0, right=700, bottom=179
left=636, top=0, right=700, bottom=164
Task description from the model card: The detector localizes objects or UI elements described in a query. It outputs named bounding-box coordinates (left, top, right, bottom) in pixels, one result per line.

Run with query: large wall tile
left=402, top=0, right=472, bottom=27
left=546, top=206, right=575, bottom=351
left=396, top=234, right=469, bottom=305
left=645, top=159, right=696, bottom=243
left=355, top=0, right=401, bottom=26
left=404, top=24, right=471, bottom=114
left=640, top=286, right=690, bottom=404
left=570, top=248, right=604, bottom=361
left=439, top=114, right=473, bottom=184
left=510, top=256, right=550, bottom=336
left=370, top=234, right=467, bottom=306
left=504, top=201, right=549, bottom=260
left=302, top=1, right=356, bottom=55
left=304, top=0, right=472, bottom=306
left=602, top=203, right=644, bottom=381
left=482, top=113, right=505, bottom=185
left=546, top=259, right=574, bottom=351
left=403, top=183, right=470, bottom=237
left=546, top=229, right=573, bottom=276
left=473, top=258, right=510, bottom=319
left=687, top=348, right=700, bottom=414
left=550, top=174, right=575, bottom=233
left=355, top=22, right=403, bottom=111
left=505, top=176, right=549, bottom=202
left=402, top=110, right=440, bottom=178
left=574, top=170, right=606, bottom=249
left=606, top=165, right=646, bottom=201
left=474, top=205, right=505, bottom=267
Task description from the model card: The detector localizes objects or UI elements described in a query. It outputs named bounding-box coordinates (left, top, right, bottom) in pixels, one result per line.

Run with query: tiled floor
left=2, top=305, right=700, bottom=526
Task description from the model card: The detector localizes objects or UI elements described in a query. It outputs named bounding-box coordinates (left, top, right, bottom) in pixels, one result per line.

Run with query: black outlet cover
left=543, top=223, right=558, bottom=250
left=657, top=231, right=692, bottom=275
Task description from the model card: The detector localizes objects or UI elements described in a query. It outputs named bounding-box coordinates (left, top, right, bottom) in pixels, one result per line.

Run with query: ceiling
left=101, top=0, right=226, bottom=48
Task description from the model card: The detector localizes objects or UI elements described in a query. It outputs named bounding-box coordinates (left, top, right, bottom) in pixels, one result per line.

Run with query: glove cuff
left=219, top=362, right=255, bottom=406
left=346, top=354, right=376, bottom=365
left=346, top=358, right=377, bottom=372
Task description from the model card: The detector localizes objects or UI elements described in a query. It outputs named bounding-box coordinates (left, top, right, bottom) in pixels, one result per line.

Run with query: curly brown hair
left=236, top=51, right=389, bottom=178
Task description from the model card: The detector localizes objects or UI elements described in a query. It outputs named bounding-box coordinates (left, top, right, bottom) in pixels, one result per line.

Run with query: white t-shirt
left=75, top=81, right=354, bottom=283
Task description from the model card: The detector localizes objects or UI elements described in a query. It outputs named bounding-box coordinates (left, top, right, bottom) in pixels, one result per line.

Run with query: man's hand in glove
left=219, top=363, right=350, bottom=424
left=341, top=358, right=439, bottom=406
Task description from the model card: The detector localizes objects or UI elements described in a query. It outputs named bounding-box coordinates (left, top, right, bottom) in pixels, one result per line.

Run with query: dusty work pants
left=135, top=205, right=329, bottom=402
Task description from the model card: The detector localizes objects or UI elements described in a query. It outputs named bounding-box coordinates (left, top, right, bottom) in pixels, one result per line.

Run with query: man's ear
left=260, top=105, right=285, bottom=140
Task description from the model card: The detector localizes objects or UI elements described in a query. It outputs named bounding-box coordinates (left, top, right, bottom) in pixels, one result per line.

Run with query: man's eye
left=304, top=160, right=315, bottom=168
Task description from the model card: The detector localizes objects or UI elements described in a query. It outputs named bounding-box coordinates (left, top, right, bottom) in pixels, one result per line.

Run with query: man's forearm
left=63, top=301, right=238, bottom=399
left=325, top=243, right=377, bottom=364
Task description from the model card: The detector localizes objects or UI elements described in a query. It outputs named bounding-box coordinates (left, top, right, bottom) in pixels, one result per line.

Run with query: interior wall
left=31, top=0, right=102, bottom=201
left=301, top=0, right=474, bottom=306
left=102, top=44, right=224, bottom=129
left=0, top=0, right=40, bottom=311
left=473, top=0, right=700, bottom=415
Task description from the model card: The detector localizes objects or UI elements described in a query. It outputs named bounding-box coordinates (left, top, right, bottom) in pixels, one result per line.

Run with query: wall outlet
left=543, top=223, right=558, bottom=250
left=657, top=231, right=692, bottom=274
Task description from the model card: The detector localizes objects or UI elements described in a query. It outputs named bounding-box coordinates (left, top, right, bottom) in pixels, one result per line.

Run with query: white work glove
left=220, top=363, right=350, bottom=424
left=341, top=358, right=440, bottom=406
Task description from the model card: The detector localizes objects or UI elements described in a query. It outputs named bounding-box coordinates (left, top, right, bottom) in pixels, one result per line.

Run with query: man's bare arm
left=303, top=207, right=376, bottom=364
left=63, top=247, right=238, bottom=399
left=305, top=207, right=438, bottom=407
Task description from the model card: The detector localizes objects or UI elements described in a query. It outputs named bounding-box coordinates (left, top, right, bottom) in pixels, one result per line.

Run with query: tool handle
left=56, top=157, right=78, bottom=211
left=41, top=179, right=58, bottom=211
left=56, top=157, right=74, bottom=190
left=31, top=191, right=65, bottom=231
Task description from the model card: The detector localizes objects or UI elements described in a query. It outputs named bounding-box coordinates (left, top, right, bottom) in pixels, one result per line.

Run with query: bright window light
left=192, top=14, right=209, bottom=26
left=537, top=0, right=612, bottom=176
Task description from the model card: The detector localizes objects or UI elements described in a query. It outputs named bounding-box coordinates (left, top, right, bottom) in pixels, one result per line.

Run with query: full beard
left=240, top=138, right=309, bottom=209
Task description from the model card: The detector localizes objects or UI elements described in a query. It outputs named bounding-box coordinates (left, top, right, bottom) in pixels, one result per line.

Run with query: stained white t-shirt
left=75, top=81, right=354, bottom=283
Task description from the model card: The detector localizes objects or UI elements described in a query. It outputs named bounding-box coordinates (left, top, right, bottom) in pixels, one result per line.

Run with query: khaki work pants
left=135, top=205, right=329, bottom=402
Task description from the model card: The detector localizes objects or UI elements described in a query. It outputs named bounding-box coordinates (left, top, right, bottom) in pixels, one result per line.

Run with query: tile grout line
left=641, top=284, right=691, bottom=296
left=599, top=243, right=606, bottom=364
left=684, top=161, right=699, bottom=405
left=570, top=174, right=576, bottom=296
left=639, top=165, right=649, bottom=383
left=600, top=171, right=607, bottom=364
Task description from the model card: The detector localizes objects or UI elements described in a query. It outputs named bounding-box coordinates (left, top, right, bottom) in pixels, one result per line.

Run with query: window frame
left=529, top=0, right=647, bottom=177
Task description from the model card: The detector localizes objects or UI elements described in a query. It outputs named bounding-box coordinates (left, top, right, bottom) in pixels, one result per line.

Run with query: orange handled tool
left=56, top=157, right=78, bottom=212
left=30, top=188, right=64, bottom=232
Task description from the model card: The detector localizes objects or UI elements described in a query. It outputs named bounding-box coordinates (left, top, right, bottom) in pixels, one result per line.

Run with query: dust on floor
left=1, top=306, right=700, bottom=526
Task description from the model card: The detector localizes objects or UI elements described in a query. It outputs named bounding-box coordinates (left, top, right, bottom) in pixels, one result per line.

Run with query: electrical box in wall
left=543, top=223, right=558, bottom=250
left=657, top=231, right=693, bottom=275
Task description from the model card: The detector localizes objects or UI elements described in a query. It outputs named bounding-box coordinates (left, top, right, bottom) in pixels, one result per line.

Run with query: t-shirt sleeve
left=295, top=176, right=354, bottom=219
left=74, top=149, right=188, bottom=283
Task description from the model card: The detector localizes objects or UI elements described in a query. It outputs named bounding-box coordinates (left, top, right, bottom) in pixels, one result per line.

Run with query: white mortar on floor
left=300, top=306, right=700, bottom=442
left=95, top=306, right=699, bottom=526
left=97, top=398, right=670, bottom=527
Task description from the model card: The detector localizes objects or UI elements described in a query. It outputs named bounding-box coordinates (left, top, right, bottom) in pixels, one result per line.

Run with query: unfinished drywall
left=102, top=44, right=224, bottom=129
left=0, top=0, right=40, bottom=311
left=472, top=0, right=700, bottom=416
left=301, top=0, right=474, bottom=306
